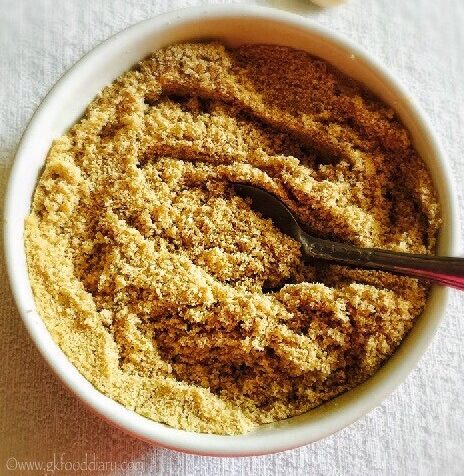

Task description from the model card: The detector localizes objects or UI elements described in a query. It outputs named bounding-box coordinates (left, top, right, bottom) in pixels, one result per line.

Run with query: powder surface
left=25, top=42, right=440, bottom=435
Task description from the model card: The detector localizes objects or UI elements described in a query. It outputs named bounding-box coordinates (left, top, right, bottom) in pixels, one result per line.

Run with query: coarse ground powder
left=25, top=42, right=441, bottom=435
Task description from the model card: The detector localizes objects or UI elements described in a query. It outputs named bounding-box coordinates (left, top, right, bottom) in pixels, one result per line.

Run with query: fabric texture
left=1, top=0, right=463, bottom=474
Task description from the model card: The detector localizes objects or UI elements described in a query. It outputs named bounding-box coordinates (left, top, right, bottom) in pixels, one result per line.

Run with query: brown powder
left=24, top=42, right=440, bottom=435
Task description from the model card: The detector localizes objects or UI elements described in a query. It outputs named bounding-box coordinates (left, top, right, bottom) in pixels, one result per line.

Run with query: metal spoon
left=232, top=183, right=464, bottom=291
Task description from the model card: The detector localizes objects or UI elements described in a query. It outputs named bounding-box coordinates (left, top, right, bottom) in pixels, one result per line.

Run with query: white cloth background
left=1, top=0, right=463, bottom=474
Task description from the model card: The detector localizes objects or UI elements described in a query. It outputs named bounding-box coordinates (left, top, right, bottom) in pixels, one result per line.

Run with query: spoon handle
left=300, top=233, right=464, bottom=290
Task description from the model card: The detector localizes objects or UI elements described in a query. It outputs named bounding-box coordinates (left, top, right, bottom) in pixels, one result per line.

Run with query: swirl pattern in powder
left=25, top=43, right=440, bottom=434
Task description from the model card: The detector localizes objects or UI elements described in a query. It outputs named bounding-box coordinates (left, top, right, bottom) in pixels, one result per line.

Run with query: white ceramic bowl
left=4, top=5, right=459, bottom=456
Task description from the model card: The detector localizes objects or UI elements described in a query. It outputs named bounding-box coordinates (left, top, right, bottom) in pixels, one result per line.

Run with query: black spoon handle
left=299, top=232, right=464, bottom=290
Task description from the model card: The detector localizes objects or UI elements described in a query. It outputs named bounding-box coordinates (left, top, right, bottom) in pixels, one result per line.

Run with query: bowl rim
left=3, top=4, right=460, bottom=456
